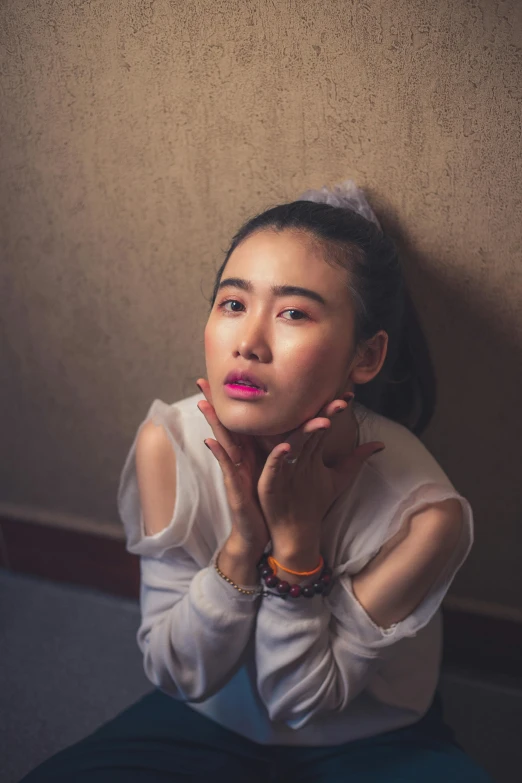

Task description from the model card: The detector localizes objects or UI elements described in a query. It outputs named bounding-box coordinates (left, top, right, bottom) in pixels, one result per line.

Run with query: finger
left=314, top=392, right=354, bottom=420
left=303, top=400, right=352, bottom=461
left=204, top=437, right=242, bottom=469
left=196, top=377, right=214, bottom=406
left=357, top=441, right=386, bottom=463
left=197, top=398, right=244, bottom=466
left=204, top=439, right=248, bottom=512
left=284, top=395, right=352, bottom=456
left=263, top=442, right=293, bottom=483
left=284, top=416, right=330, bottom=459
left=285, top=399, right=348, bottom=461
left=334, top=441, right=386, bottom=478
left=196, top=376, right=244, bottom=451
left=298, top=421, right=331, bottom=463
left=204, top=438, right=246, bottom=509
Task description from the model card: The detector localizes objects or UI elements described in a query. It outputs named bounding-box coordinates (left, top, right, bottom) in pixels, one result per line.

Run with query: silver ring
left=284, top=456, right=298, bottom=464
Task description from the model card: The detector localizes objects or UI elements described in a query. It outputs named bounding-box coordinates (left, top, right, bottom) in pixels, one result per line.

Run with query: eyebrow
left=217, top=277, right=327, bottom=307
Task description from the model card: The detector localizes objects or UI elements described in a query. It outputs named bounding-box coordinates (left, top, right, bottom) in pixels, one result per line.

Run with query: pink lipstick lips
left=224, top=383, right=267, bottom=399
left=224, top=369, right=267, bottom=398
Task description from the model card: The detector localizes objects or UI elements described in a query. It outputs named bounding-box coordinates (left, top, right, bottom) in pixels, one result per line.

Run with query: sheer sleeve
left=136, top=546, right=261, bottom=702
left=117, top=400, right=262, bottom=702
left=117, top=399, right=201, bottom=559
left=255, top=484, right=473, bottom=729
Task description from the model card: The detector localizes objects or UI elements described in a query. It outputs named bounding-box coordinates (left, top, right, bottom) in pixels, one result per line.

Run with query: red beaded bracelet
left=257, top=553, right=333, bottom=599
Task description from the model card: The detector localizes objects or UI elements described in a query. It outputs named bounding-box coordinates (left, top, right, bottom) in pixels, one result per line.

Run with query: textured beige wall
left=1, top=1, right=521, bottom=612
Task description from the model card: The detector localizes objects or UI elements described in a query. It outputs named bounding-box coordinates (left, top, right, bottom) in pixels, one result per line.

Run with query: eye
left=217, top=299, right=309, bottom=321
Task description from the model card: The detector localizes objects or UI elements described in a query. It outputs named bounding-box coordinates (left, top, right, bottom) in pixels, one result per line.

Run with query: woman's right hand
left=195, top=378, right=270, bottom=562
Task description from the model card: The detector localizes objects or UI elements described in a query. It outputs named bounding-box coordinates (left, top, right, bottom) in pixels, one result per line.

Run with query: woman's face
left=204, top=228, right=358, bottom=437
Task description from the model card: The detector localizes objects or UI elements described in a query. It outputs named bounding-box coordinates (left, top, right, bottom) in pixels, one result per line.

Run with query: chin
left=215, top=406, right=291, bottom=438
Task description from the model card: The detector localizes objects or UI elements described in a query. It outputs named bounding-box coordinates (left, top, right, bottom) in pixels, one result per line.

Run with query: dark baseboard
left=1, top=516, right=521, bottom=678
left=0, top=516, right=140, bottom=600
left=441, top=610, right=522, bottom=680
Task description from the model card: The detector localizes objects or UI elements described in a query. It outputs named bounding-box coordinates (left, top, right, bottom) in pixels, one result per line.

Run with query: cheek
left=284, top=338, right=348, bottom=412
left=204, top=323, right=219, bottom=361
left=287, top=342, right=335, bottom=386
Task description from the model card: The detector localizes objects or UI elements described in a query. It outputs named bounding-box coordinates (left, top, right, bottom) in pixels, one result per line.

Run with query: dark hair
left=207, top=200, right=436, bottom=436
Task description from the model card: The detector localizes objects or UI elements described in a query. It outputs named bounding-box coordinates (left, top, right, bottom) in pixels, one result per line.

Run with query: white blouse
left=117, top=391, right=473, bottom=746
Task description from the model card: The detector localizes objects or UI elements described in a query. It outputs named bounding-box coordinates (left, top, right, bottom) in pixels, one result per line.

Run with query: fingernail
left=372, top=447, right=385, bottom=455
left=344, top=393, right=355, bottom=403
left=204, top=440, right=211, bottom=450
left=333, top=406, right=345, bottom=415
left=196, top=382, right=203, bottom=392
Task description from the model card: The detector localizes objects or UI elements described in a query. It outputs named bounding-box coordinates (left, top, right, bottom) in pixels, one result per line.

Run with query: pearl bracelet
left=257, top=553, right=334, bottom=599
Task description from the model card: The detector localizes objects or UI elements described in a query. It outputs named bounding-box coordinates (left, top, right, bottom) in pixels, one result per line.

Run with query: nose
left=234, top=313, right=271, bottom=362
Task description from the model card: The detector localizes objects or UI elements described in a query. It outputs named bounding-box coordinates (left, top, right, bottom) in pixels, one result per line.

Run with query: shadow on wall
left=362, top=198, right=522, bottom=614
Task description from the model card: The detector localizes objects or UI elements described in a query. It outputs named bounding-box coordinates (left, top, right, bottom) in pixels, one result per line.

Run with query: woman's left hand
left=257, top=401, right=385, bottom=554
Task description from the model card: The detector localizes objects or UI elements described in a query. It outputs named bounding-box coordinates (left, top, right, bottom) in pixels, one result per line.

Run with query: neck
left=253, top=404, right=360, bottom=468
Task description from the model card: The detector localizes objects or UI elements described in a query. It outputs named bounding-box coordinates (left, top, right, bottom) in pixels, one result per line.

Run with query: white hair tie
left=298, top=179, right=382, bottom=231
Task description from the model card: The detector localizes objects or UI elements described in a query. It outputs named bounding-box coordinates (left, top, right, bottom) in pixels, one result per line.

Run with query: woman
left=22, top=182, right=493, bottom=781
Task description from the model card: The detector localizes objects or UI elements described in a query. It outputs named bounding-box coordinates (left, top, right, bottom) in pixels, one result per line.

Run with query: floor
left=1, top=567, right=520, bottom=783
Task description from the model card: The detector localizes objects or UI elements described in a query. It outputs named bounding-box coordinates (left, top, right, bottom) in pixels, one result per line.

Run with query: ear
left=349, top=330, right=389, bottom=386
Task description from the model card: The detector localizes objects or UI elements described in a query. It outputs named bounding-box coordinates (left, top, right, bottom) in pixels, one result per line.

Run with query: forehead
left=226, top=229, right=349, bottom=305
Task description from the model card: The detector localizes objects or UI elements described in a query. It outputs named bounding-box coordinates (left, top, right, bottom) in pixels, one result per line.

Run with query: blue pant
left=20, top=688, right=494, bottom=782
